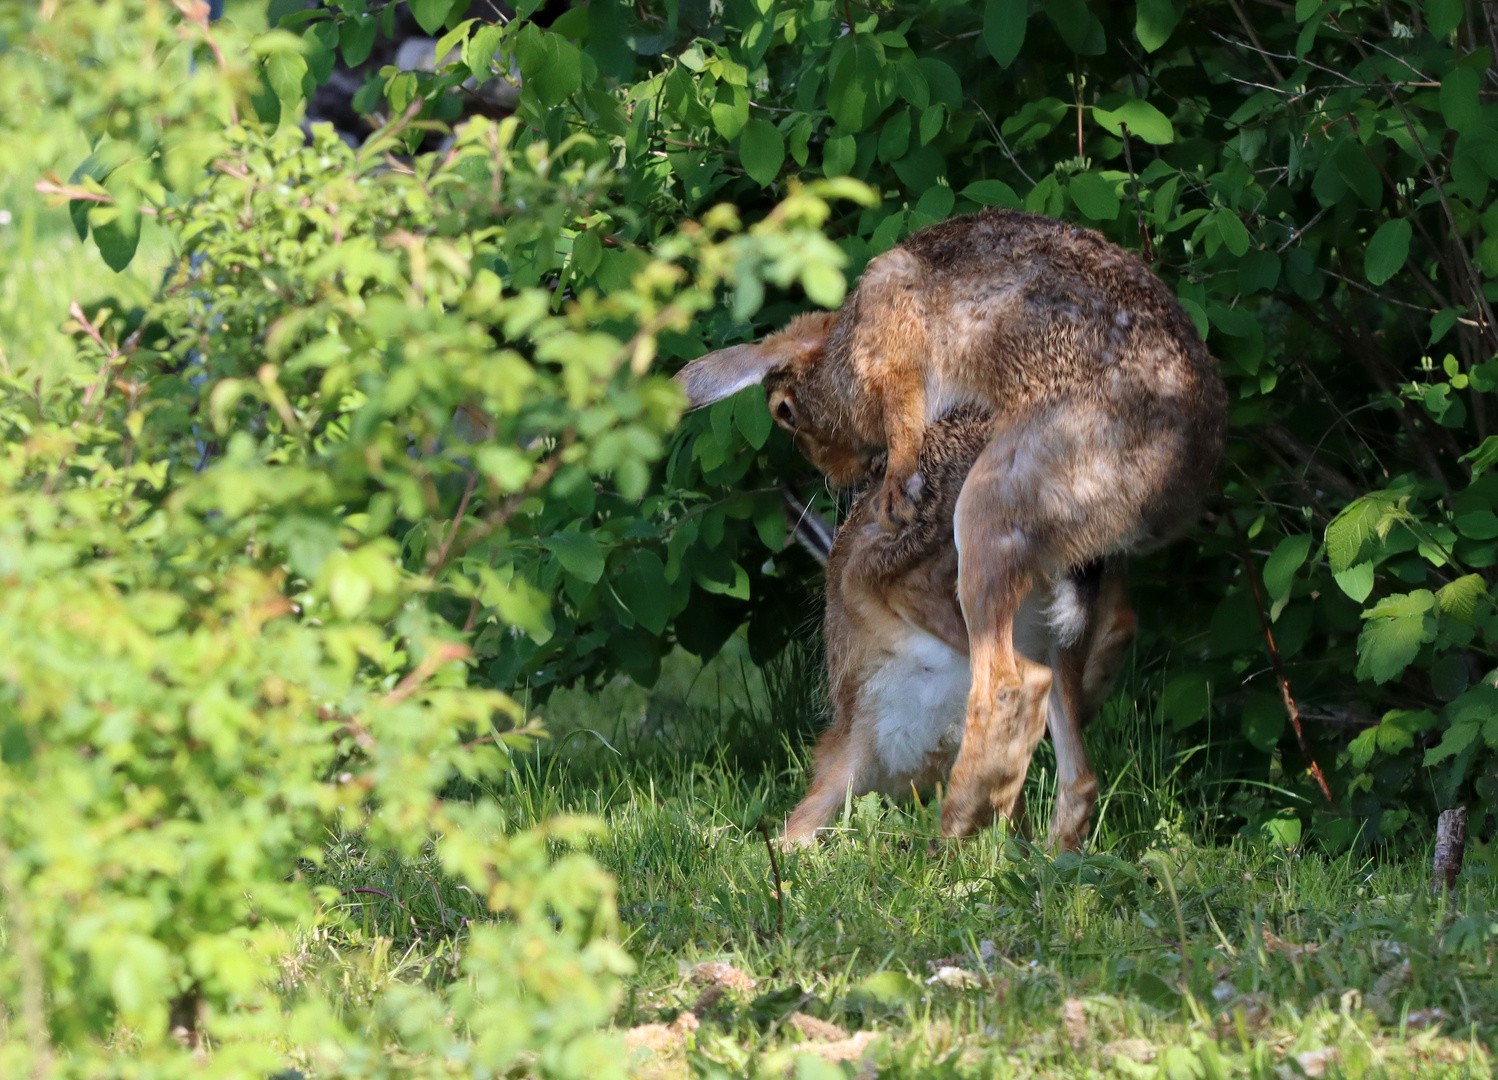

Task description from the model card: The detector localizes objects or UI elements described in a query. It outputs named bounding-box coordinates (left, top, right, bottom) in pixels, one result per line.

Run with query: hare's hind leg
left=941, top=402, right=1145, bottom=840
left=1046, top=642, right=1095, bottom=852
left=1049, top=562, right=1138, bottom=850
left=941, top=556, right=1053, bottom=837
left=939, top=479, right=1052, bottom=836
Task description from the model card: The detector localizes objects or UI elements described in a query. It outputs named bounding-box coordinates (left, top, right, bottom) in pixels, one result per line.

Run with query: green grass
left=302, top=642, right=1498, bottom=1079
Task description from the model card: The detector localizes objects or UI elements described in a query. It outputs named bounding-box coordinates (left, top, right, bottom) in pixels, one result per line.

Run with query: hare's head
left=674, top=311, right=879, bottom=486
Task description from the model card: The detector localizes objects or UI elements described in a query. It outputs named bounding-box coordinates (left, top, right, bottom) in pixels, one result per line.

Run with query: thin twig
left=1224, top=506, right=1334, bottom=803
left=1275, top=206, right=1327, bottom=252
left=1118, top=123, right=1154, bottom=263
left=384, top=641, right=472, bottom=705
left=33, top=179, right=161, bottom=213
left=756, top=821, right=784, bottom=935
left=1227, top=0, right=1286, bottom=82
left=973, top=102, right=1036, bottom=186
left=431, top=471, right=478, bottom=573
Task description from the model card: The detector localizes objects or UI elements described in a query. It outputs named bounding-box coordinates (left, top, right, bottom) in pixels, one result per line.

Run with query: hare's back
left=893, top=210, right=1209, bottom=399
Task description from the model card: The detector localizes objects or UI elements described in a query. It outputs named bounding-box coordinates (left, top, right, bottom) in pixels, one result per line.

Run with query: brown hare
left=778, top=406, right=1137, bottom=850
left=676, top=209, right=1226, bottom=846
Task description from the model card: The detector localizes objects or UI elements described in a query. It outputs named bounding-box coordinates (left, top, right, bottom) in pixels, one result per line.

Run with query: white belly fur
left=862, top=626, right=970, bottom=778
left=862, top=587, right=1057, bottom=782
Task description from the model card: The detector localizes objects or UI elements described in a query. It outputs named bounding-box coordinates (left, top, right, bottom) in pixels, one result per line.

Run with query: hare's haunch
left=676, top=209, right=1226, bottom=849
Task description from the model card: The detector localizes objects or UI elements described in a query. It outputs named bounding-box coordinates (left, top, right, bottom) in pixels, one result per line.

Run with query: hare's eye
left=775, top=399, right=797, bottom=427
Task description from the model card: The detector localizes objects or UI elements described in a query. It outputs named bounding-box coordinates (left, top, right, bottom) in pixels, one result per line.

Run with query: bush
left=0, top=0, right=858, bottom=1072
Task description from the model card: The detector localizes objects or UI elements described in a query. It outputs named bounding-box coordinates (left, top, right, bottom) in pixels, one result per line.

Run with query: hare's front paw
left=875, top=471, right=924, bottom=532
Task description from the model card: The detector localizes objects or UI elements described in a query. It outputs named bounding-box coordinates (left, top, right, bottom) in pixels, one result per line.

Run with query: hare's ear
left=673, top=343, right=786, bottom=409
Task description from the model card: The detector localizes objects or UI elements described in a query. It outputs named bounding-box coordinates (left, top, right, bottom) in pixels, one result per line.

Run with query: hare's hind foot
left=874, top=469, right=925, bottom=532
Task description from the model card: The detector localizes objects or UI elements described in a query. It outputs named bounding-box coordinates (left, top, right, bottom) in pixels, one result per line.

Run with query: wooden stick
left=1224, top=507, right=1333, bottom=802
left=1432, top=806, right=1467, bottom=893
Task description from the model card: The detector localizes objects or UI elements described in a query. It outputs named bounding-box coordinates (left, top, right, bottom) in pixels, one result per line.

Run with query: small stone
left=624, top=1011, right=699, bottom=1055
left=1061, top=997, right=1087, bottom=1049
left=804, top=1030, right=878, bottom=1065
left=925, top=965, right=980, bottom=990
left=1405, top=1007, right=1448, bottom=1030
left=1293, top=1047, right=1339, bottom=1078
left=787, top=1012, right=849, bottom=1042
left=690, top=961, right=757, bottom=993
left=1104, top=1038, right=1157, bottom=1064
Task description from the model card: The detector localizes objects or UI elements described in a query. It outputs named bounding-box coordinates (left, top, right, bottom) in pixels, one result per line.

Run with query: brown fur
left=676, top=210, right=1225, bottom=847
left=780, top=408, right=1136, bottom=849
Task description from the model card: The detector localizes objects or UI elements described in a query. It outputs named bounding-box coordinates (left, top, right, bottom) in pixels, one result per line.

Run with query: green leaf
left=1456, top=510, right=1498, bottom=540
left=962, top=179, right=1020, bottom=208
left=1260, top=811, right=1302, bottom=848
left=1333, top=562, right=1375, bottom=603
left=410, top=0, right=455, bottom=35
left=1334, top=138, right=1381, bottom=209
left=1092, top=100, right=1174, bottom=145
left=1262, top=533, right=1313, bottom=604
left=1364, top=589, right=1433, bottom=620
left=828, top=38, right=890, bottom=132
left=1043, top=0, right=1106, bottom=55
left=340, top=15, right=377, bottom=67
left=1135, top=0, right=1178, bottom=52
left=1068, top=172, right=1120, bottom=220
left=304, top=20, right=339, bottom=84
left=266, top=49, right=308, bottom=109
left=1364, top=218, right=1410, bottom=286
left=878, top=111, right=910, bottom=162
left=1349, top=710, right=1434, bottom=768
left=67, top=153, right=109, bottom=241
left=982, top=0, right=1027, bottom=68
left=734, top=387, right=773, bottom=449
left=892, top=144, right=946, bottom=191
left=1326, top=493, right=1404, bottom=572
left=1159, top=671, right=1210, bottom=730
left=1462, top=435, right=1498, bottom=478
left=1241, top=694, right=1285, bottom=753
left=823, top=133, right=857, bottom=177
left=1177, top=296, right=1208, bottom=340
left=617, top=551, right=669, bottom=635
left=1440, top=66, right=1482, bottom=134
left=91, top=207, right=140, bottom=272
left=1357, top=598, right=1435, bottom=685
left=572, top=229, right=603, bottom=276
left=516, top=26, right=582, bottom=108
left=1212, top=208, right=1251, bottom=257
left=711, top=82, right=749, bottom=140
left=739, top=118, right=785, bottom=187
left=1427, top=0, right=1464, bottom=38
left=919, top=103, right=945, bottom=145
left=543, top=532, right=607, bottom=584
left=1133, top=971, right=1182, bottom=1010
left=848, top=971, right=921, bottom=1007
left=1236, top=248, right=1281, bottom=293
left=914, top=185, right=954, bottom=219
left=1437, top=574, right=1487, bottom=625
left=435, top=19, right=477, bottom=70
left=1425, top=719, right=1481, bottom=766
